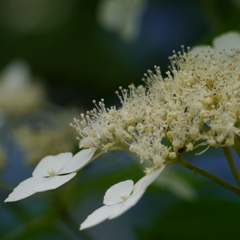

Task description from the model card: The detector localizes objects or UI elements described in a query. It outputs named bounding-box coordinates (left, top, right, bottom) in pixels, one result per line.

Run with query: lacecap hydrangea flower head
left=5, top=31, right=240, bottom=230
left=73, top=31, right=240, bottom=161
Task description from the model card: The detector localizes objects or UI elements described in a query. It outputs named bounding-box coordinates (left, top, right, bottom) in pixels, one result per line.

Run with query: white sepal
left=80, top=165, right=165, bottom=229
left=103, top=180, right=134, bottom=205
left=60, top=148, right=97, bottom=174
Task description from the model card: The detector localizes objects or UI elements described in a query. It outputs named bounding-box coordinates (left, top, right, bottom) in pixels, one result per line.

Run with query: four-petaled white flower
left=80, top=165, right=165, bottom=230
left=5, top=148, right=97, bottom=202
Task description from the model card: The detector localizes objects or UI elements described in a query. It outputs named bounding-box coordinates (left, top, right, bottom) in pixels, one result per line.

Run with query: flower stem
left=177, top=157, right=240, bottom=196
left=232, top=136, right=240, bottom=157
left=222, top=147, right=240, bottom=187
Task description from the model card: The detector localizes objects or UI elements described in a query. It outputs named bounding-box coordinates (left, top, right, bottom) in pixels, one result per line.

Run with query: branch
left=177, top=157, right=240, bottom=196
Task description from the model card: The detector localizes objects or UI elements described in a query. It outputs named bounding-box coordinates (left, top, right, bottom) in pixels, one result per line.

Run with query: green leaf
left=137, top=198, right=240, bottom=240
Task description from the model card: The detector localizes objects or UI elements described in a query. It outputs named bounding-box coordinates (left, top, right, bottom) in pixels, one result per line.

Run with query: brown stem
left=222, top=147, right=240, bottom=187
left=177, top=157, right=240, bottom=196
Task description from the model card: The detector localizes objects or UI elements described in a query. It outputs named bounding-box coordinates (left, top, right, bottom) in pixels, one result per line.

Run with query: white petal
left=213, top=31, right=240, bottom=53
left=190, top=45, right=212, bottom=55
left=80, top=204, right=121, bottom=230
left=34, top=173, right=76, bottom=192
left=60, top=148, right=97, bottom=174
left=32, top=152, right=73, bottom=177
left=103, top=180, right=134, bottom=205
left=4, top=177, right=45, bottom=202
left=110, top=166, right=165, bottom=219
left=134, top=165, right=165, bottom=193
left=109, top=189, right=145, bottom=219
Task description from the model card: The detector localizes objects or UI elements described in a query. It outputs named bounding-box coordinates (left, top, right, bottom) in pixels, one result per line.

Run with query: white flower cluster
left=5, top=31, right=240, bottom=230
left=72, top=32, right=240, bottom=167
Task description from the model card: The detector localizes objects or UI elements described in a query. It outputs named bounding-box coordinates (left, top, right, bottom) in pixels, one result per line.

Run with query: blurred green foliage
left=137, top=198, right=240, bottom=240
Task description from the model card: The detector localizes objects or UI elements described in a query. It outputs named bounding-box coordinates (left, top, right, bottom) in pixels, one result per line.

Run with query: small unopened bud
left=166, top=131, right=172, bottom=138
left=136, top=123, right=145, bottom=133
left=107, top=123, right=115, bottom=133
left=128, top=126, right=135, bottom=133
left=225, top=138, right=234, bottom=147
left=186, top=142, right=193, bottom=152
left=153, top=156, right=163, bottom=168
left=144, top=167, right=154, bottom=175
left=169, top=152, right=177, bottom=159
left=202, top=97, right=213, bottom=105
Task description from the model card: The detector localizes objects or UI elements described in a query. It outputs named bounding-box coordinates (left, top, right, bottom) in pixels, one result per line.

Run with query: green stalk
left=177, top=157, right=240, bottom=196
left=232, top=136, right=240, bottom=157
left=222, top=147, right=240, bottom=187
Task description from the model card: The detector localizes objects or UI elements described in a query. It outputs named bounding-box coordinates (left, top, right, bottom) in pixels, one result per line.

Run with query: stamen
left=120, top=193, right=129, bottom=201
left=47, top=168, right=57, bottom=177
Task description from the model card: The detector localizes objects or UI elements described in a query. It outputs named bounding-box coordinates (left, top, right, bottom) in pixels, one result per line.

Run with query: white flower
left=0, top=60, right=46, bottom=117
left=191, top=31, right=240, bottom=55
left=97, top=0, right=147, bottom=41
left=5, top=148, right=97, bottom=202
left=80, top=166, right=165, bottom=230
